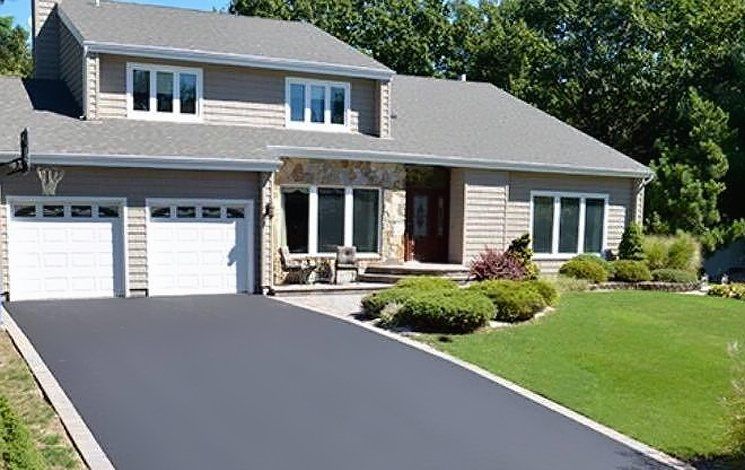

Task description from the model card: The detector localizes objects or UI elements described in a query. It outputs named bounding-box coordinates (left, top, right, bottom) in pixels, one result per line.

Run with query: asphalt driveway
left=8, top=295, right=668, bottom=470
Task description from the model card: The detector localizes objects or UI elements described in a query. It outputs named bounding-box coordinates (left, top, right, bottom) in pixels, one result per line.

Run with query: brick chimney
left=32, top=0, right=60, bottom=79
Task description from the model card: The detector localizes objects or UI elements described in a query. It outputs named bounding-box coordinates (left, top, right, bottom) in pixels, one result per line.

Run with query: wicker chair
left=279, top=246, right=316, bottom=284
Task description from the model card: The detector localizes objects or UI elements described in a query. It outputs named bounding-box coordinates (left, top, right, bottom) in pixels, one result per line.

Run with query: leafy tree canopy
left=0, top=16, right=32, bottom=77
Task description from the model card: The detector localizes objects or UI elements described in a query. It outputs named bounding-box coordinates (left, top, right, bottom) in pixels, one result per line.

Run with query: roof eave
left=267, top=146, right=654, bottom=179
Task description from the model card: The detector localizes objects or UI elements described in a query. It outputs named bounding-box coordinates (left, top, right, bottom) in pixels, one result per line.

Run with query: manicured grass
left=419, top=291, right=745, bottom=461
left=0, top=331, right=83, bottom=469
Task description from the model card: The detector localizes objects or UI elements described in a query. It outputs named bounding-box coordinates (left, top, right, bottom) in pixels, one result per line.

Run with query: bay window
left=286, top=78, right=350, bottom=130
left=530, top=192, right=607, bottom=256
left=127, top=63, right=202, bottom=121
left=281, top=186, right=380, bottom=255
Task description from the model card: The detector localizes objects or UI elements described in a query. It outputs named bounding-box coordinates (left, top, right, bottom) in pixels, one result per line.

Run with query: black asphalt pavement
left=8, top=295, right=668, bottom=470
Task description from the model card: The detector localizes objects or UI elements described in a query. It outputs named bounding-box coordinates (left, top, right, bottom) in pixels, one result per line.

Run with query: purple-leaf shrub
left=469, top=248, right=527, bottom=281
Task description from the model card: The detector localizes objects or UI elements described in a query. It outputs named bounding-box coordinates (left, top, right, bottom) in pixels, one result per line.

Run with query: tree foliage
left=0, top=16, right=32, bottom=77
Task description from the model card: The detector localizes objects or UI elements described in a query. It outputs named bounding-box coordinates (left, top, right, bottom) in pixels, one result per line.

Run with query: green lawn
left=419, top=291, right=745, bottom=462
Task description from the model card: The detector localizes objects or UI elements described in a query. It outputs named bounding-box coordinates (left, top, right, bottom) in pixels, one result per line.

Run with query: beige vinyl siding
left=461, top=169, right=509, bottom=262
left=506, top=172, right=632, bottom=274
left=33, top=0, right=59, bottom=79
left=58, top=22, right=83, bottom=108
left=96, top=54, right=379, bottom=134
left=448, top=168, right=465, bottom=263
left=0, top=167, right=259, bottom=294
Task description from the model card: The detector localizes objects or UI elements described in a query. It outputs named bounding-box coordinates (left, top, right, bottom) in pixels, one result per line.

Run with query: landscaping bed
left=418, top=291, right=745, bottom=464
left=590, top=281, right=701, bottom=292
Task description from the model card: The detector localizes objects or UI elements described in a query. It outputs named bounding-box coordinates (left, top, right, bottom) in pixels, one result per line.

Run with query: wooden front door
left=405, top=167, right=449, bottom=262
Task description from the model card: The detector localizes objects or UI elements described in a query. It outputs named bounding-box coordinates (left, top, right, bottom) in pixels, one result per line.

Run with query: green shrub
left=619, top=222, right=645, bottom=261
left=642, top=233, right=701, bottom=272
left=0, top=396, right=46, bottom=470
left=394, top=276, right=458, bottom=291
left=558, top=259, right=609, bottom=283
left=506, top=233, right=540, bottom=280
left=643, top=236, right=669, bottom=271
left=651, top=269, right=698, bottom=283
left=709, top=284, right=745, bottom=301
left=571, top=254, right=614, bottom=275
left=612, top=260, right=652, bottom=282
left=361, top=287, right=416, bottom=316
left=468, top=280, right=547, bottom=322
left=551, top=275, right=590, bottom=293
left=526, top=280, right=559, bottom=306
left=397, top=290, right=494, bottom=333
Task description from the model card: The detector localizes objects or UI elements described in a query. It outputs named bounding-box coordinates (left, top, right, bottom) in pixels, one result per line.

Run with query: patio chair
left=335, top=246, right=358, bottom=285
left=279, top=246, right=316, bottom=284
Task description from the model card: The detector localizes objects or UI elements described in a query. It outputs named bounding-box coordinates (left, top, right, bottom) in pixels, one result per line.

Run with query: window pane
left=584, top=199, right=605, bottom=253
left=318, top=188, right=345, bottom=252
left=13, top=205, right=36, bottom=218
left=310, top=85, right=325, bottom=123
left=226, top=207, right=245, bottom=219
left=98, top=206, right=119, bottom=218
left=179, top=73, right=197, bottom=115
left=532, top=197, right=554, bottom=253
left=282, top=188, right=309, bottom=253
left=151, top=207, right=171, bottom=218
left=290, top=83, right=305, bottom=122
left=71, top=205, right=92, bottom=218
left=133, top=69, right=150, bottom=111
left=156, top=71, right=174, bottom=112
left=177, top=206, right=196, bottom=218
left=43, top=205, right=64, bottom=218
left=202, top=207, right=221, bottom=219
left=330, top=86, right=345, bottom=125
left=559, top=197, right=580, bottom=253
left=353, top=189, right=379, bottom=253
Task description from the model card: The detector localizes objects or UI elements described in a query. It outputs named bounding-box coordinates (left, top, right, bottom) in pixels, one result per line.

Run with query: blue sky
left=0, top=0, right=227, bottom=29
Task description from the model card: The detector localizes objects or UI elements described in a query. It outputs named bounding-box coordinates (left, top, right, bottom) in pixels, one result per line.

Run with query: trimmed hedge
left=468, top=280, right=548, bottom=322
left=571, top=254, right=614, bottom=275
left=612, top=260, right=652, bottom=282
left=651, top=269, right=698, bottom=284
left=394, top=276, right=458, bottom=291
left=398, top=290, right=494, bottom=333
left=709, top=283, right=745, bottom=300
left=361, top=287, right=417, bottom=316
left=526, top=280, right=559, bottom=306
left=559, top=259, right=609, bottom=283
left=0, top=396, right=47, bottom=470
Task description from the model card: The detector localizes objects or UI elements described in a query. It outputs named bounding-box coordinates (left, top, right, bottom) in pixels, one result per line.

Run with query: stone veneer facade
left=271, top=158, right=406, bottom=285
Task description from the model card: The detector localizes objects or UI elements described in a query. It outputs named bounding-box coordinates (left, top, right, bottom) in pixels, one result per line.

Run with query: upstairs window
left=530, top=192, right=608, bottom=257
left=285, top=78, right=350, bottom=130
left=127, top=63, right=202, bottom=121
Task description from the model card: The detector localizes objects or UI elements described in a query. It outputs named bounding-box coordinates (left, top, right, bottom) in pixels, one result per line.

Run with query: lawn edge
left=275, top=297, right=693, bottom=470
left=1, top=303, right=115, bottom=470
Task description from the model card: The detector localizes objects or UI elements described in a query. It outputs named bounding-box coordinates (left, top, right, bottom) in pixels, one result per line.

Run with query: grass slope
left=421, top=291, right=745, bottom=460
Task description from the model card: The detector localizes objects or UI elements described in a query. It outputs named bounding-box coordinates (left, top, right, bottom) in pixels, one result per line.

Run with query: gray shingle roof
left=59, top=0, right=392, bottom=78
left=0, top=76, right=651, bottom=177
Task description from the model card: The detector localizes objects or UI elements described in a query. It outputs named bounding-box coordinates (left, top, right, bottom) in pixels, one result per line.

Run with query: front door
left=405, top=167, right=449, bottom=262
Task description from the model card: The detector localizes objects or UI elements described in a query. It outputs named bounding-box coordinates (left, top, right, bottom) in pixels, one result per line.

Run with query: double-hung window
left=531, top=192, right=608, bottom=256
left=285, top=78, right=350, bottom=130
left=280, top=186, right=380, bottom=255
left=127, top=63, right=202, bottom=121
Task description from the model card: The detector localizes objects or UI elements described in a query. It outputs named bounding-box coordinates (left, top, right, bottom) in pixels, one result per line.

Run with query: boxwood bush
left=468, top=280, right=548, bottom=322
left=525, top=279, right=559, bottom=306
left=570, top=254, right=614, bottom=276
left=651, top=269, right=698, bottom=284
left=0, top=396, right=46, bottom=470
left=394, top=276, right=458, bottom=291
left=558, top=259, right=609, bottom=283
left=397, top=290, right=494, bottom=333
left=612, top=260, right=652, bottom=282
left=361, top=287, right=417, bottom=316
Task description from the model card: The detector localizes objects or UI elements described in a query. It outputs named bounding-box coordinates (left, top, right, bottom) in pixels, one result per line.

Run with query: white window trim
left=126, top=62, right=204, bottom=122
left=280, top=184, right=382, bottom=257
left=529, top=191, right=609, bottom=260
left=285, top=77, right=351, bottom=132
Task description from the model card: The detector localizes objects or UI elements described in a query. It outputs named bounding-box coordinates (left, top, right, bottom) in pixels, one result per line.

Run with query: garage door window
left=43, top=205, right=64, bottom=218
left=98, top=206, right=119, bottom=218
left=13, top=205, right=36, bottom=218
left=177, top=206, right=196, bottom=218
left=202, top=207, right=221, bottom=218
left=227, top=207, right=245, bottom=219
left=71, top=205, right=93, bottom=218
left=151, top=207, right=171, bottom=218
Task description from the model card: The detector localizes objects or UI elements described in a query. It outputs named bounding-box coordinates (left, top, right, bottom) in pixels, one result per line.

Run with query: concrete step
left=364, top=265, right=469, bottom=277
left=358, top=273, right=470, bottom=285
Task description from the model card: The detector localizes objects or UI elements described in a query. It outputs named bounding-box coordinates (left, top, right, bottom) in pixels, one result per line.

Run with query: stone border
left=590, top=281, right=701, bottom=292
left=1, top=304, right=115, bottom=470
left=274, top=297, right=693, bottom=470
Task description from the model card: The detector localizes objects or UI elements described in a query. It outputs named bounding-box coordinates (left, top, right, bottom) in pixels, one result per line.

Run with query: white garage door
left=7, top=198, right=126, bottom=301
left=146, top=199, right=254, bottom=296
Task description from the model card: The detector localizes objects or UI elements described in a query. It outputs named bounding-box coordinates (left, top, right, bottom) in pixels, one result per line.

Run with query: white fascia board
left=27, top=153, right=280, bottom=172
left=84, top=42, right=395, bottom=81
left=267, top=145, right=653, bottom=179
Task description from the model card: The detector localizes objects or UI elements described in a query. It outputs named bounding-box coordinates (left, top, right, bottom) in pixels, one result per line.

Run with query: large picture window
left=285, top=78, right=350, bottom=130
left=127, top=63, right=202, bottom=121
left=280, top=186, right=380, bottom=255
left=531, top=192, right=607, bottom=256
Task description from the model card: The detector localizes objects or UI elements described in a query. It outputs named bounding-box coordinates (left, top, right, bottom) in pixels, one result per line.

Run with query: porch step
left=360, top=263, right=471, bottom=284
left=358, top=273, right=470, bottom=285
left=270, top=282, right=392, bottom=297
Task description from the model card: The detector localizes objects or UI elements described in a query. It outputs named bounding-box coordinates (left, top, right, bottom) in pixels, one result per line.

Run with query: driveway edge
left=1, top=304, right=115, bottom=470
left=274, top=297, right=692, bottom=470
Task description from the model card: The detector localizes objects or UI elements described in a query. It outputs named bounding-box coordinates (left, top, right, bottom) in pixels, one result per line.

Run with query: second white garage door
left=146, top=199, right=253, bottom=296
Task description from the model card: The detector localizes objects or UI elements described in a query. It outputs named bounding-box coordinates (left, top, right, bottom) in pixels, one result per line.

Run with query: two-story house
left=0, top=0, right=652, bottom=301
